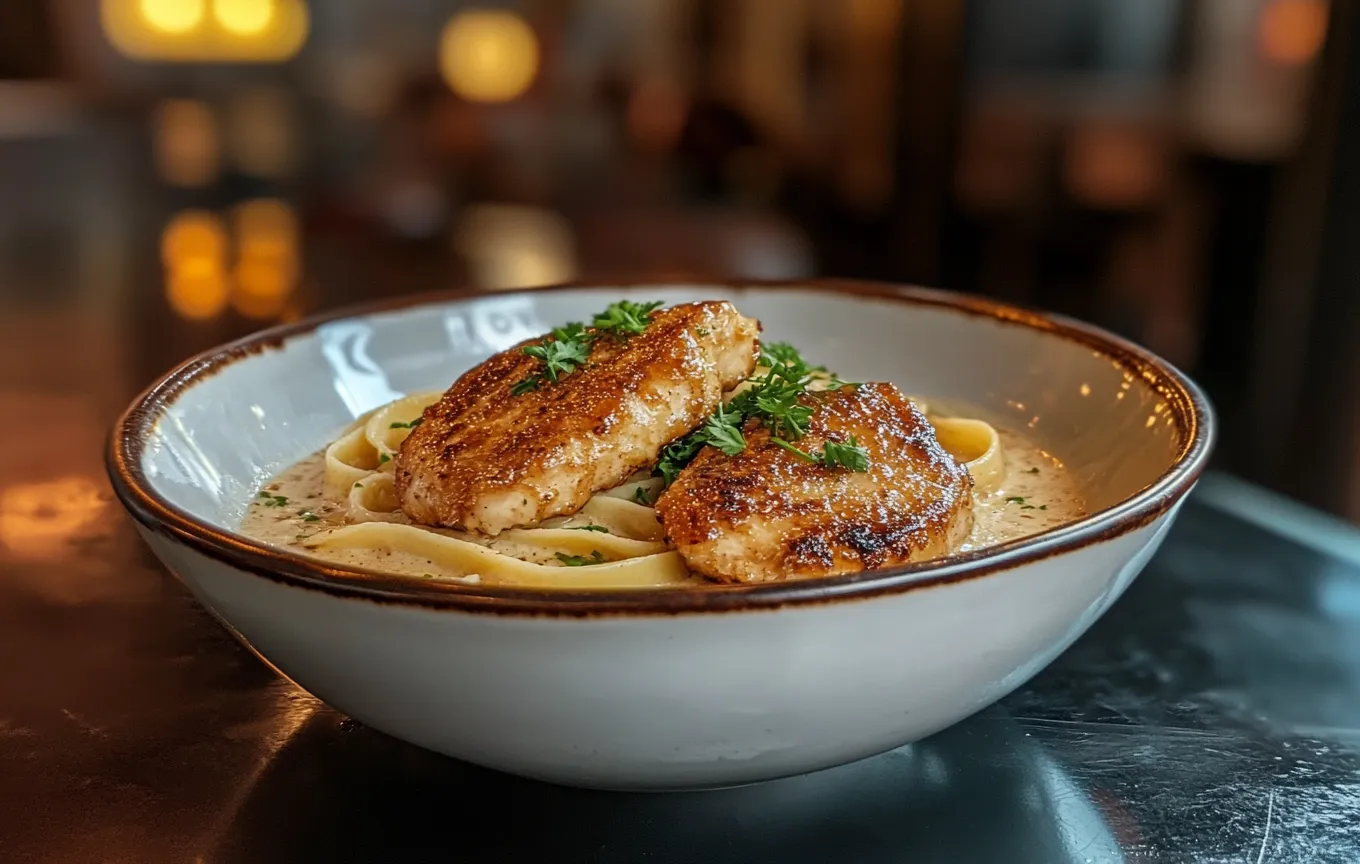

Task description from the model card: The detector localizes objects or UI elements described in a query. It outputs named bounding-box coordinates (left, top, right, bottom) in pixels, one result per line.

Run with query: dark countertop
left=1, top=172, right=1358, bottom=860
left=5, top=407, right=1360, bottom=863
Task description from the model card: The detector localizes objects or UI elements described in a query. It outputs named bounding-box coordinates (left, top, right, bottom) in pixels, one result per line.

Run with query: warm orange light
left=0, top=477, right=108, bottom=559
left=232, top=262, right=290, bottom=319
left=153, top=98, right=220, bottom=188
left=1259, top=0, right=1328, bottom=66
left=163, top=210, right=230, bottom=320
left=214, top=0, right=273, bottom=36
left=161, top=209, right=227, bottom=265
left=140, top=0, right=205, bottom=33
left=453, top=204, right=576, bottom=289
left=231, top=198, right=299, bottom=320
left=168, top=268, right=230, bottom=319
left=102, top=0, right=308, bottom=62
left=234, top=198, right=297, bottom=254
left=438, top=10, right=539, bottom=103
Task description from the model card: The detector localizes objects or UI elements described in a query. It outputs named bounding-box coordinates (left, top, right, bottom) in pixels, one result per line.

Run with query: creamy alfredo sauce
left=955, top=426, right=1085, bottom=552
left=241, top=424, right=1085, bottom=582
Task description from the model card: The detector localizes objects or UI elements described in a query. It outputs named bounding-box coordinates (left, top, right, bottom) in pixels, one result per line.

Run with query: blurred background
left=1, top=0, right=1358, bottom=523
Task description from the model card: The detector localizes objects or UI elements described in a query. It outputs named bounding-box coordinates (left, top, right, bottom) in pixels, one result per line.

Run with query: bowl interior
left=134, top=285, right=1190, bottom=541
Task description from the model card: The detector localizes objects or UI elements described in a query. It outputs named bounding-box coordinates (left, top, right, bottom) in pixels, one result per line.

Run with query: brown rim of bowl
left=107, top=279, right=1217, bottom=617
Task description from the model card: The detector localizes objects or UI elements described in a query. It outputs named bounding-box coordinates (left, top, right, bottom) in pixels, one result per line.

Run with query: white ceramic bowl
left=109, top=281, right=1214, bottom=791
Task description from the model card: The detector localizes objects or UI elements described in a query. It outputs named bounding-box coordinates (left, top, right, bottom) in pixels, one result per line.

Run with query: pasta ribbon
left=311, top=388, right=1003, bottom=588
left=310, top=522, right=693, bottom=588
left=931, top=416, right=1005, bottom=495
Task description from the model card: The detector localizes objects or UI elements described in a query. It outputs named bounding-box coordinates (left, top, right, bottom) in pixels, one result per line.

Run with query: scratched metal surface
left=1, top=139, right=1358, bottom=858
left=5, top=470, right=1360, bottom=864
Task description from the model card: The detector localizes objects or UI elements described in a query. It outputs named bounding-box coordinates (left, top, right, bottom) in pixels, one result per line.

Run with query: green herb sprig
left=512, top=301, right=664, bottom=395
left=389, top=417, right=423, bottom=430
left=556, top=551, right=607, bottom=567
left=655, top=342, right=870, bottom=484
left=593, top=300, right=664, bottom=336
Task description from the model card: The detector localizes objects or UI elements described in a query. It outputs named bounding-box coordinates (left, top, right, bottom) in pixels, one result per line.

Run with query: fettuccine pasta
left=242, top=390, right=1081, bottom=588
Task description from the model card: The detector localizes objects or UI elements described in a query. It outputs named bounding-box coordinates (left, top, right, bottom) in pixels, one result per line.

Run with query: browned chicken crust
left=396, top=301, right=760, bottom=535
left=654, top=383, right=973, bottom=583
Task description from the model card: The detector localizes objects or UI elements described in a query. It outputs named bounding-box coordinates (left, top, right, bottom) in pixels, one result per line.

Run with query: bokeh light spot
left=214, top=0, right=273, bottom=36
left=140, top=0, right=205, bottom=33
left=438, top=10, right=539, bottom=104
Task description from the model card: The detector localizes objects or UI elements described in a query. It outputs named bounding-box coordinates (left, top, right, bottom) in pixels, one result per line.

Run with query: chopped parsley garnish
left=300, top=511, right=320, bottom=522
left=656, top=434, right=708, bottom=486
left=378, top=453, right=391, bottom=465
left=654, top=342, right=871, bottom=484
left=700, top=404, right=748, bottom=456
left=353, top=482, right=363, bottom=489
left=632, top=487, right=653, bottom=506
left=1026, top=467, right=1041, bottom=474
left=513, top=332, right=593, bottom=394
left=695, top=327, right=710, bottom=337
left=260, top=494, right=288, bottom=507
left=769, top=435, right=869, bottom=470
left=556, top=551, right=606, bottom=567
left=389, top=418, right=423, bottom=429
left=772, top=437, right=820, bottom=463
left=820, top=436, right=871, bottom=471
left=1006, top=496, right=1026, bottom=504
left=593, top=300, right=664, bottom=336
left=512, top=301, right=665, bottom=395
left=566, top=524, right=609, bottom=533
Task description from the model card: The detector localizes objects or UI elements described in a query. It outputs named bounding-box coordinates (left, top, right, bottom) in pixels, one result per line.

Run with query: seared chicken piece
left=396, top=301, right=760, bottom=535
left=654, top=383, right=973, bottom=583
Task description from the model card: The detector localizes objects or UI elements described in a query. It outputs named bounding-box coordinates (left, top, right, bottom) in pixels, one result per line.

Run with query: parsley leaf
left=389, top=417, right=423, bottom=429
left=512, top=320, right=595, bottom=394
left=378, top=453, right=391, bottom=465
left=701, top=404, right=747, bottom=456
left=1006, top=496, right=1026, bottom=504
left=820, top=436, right=870, bottom=471
left=262, top=494, right=288, bottom=507
left=751, top=378, right=815, bottom=440
left=759, top=342, right=824, bottom=377
left=556, top=551, right=606, bottom=566
left=656, top=432, right=708, bottom=486
left=566, top=524, right=609, bottom=533
left=523, top=336, right=592, bottom=383
left=552, top=321, right=591, bottom=342
left=770, top=437, right=818, bottom=463
left=300, top=511, right=320, bottom=522
left=632, top=487, right=653, bottom=506
left=593, top=300, right=663, bottom=336
left=653, top=341, right=871, bottom=482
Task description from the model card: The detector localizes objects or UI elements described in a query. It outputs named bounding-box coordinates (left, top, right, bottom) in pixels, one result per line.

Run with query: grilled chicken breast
left=396, top=301, right=760, bottom=535
left=654, top=383, right=973, bottom=583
